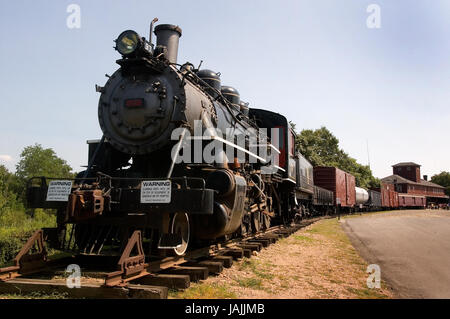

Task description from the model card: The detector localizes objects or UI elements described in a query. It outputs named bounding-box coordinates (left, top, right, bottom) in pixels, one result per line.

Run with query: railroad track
left=0, top=216, right=327, bottom=299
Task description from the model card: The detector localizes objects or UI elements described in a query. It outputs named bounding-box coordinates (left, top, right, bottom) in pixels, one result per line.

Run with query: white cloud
left=0, top=155, right=13, bottom=162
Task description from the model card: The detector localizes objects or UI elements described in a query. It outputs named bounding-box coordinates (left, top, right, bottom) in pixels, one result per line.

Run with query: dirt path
left=171, top=217, right=394, bottom=299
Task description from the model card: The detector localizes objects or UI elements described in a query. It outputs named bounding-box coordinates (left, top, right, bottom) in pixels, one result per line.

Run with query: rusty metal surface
left=105, top=230, right=147, bottom=286
left=381, top=183, right=399, bottom=208
left=313, top=166, right=356, bottom=207
left=67, top=189, right=104, bottom=222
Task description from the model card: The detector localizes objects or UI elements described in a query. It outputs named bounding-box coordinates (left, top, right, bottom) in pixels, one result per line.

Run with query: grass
left=341, top=210, right=396, bottom=220
left=235, top=277, right=263, bottom=289
left=169, top=283, right=236, bottom=299
left=306, top=218, right=350, bottom=246
left=292, top=235, right=315, bottom=243
left=346, top=287, right=391, bottom=299
left=0, top=207, right=71, bottom=300
left=238, top=258, right=274, bottom=279
left=0, top=291, right=68, bottom=300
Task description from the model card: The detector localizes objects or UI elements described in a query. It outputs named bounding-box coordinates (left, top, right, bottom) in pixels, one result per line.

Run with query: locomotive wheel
left=170, top=212, right=190, bottom=256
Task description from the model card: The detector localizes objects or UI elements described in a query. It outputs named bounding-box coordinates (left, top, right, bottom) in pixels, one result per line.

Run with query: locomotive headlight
left=115, top=30, right=141, bottom=56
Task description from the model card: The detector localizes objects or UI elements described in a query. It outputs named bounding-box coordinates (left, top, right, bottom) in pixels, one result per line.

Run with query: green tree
left=430, top=171, right=450, bottom=196
left=295, top=127, right=340, bottom=167
left=292, top=126, right=380, bottom=189
left=14, top=144, right=74, bottom=202
left=0, top=165, right=23, bottom=218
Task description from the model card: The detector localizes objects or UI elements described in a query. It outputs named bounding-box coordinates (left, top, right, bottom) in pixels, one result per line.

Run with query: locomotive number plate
left=46, top=180, right=73, bottom=202
left=141, top=180, right=172, bottom=204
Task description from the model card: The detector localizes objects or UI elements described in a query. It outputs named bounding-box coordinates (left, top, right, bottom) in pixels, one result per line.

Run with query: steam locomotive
left=26, top=21, right=338, bottom=259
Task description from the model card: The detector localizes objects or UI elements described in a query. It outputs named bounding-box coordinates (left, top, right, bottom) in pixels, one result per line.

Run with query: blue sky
left=0, top=0, right=449, bottom=179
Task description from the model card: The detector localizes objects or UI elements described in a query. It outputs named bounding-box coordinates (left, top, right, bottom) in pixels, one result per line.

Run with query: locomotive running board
left=0, top=229, right=48, bottom=281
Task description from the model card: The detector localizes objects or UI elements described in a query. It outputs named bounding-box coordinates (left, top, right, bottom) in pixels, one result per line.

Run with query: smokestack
left=423, top=175, right=428, bottom=181
left=154, top=24, right=182, bottom=64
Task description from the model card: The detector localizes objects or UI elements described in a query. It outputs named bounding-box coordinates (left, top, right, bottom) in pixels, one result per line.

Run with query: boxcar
left=398, top=194, right=426, bottom=208
left=380, top=183, right=399, bottom=209
left=313, top=166, right=356, bottom=209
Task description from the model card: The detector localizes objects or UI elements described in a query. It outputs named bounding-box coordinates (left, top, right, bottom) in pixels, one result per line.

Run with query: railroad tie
left=0, top=278, right=167, bottom=299
left=242, top=249, right=252, bottom=258
left=183, top=261, right=223, bottom=274
left=132, top=274, right=190, bottom=289
left=259, top=236, right=277, bottom=243
left=212, top=255, right=233, bottom=268
left=127, top=284, right=168, bottom=299
left=222, top=248, right=244, bottom=260
left=274, top=231, right=291, bottom=238
left=237, top=243, right=262, bottom=252
left=247, top=238, right=270, bottom=247
left=162, top=266, right=209, bottom=282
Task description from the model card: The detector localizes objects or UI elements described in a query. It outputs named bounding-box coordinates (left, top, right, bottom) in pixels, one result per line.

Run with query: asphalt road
left=342, top=209, right=450, bottom=298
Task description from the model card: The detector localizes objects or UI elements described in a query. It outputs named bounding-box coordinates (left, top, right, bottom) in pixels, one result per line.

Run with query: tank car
left=355, top=186, right=369, bottom=211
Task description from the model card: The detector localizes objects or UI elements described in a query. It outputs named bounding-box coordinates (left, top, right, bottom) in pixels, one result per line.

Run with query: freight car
left=365, top=184, right=428, bottom=211
left=367, top=189, right=382, bottom=211
left=313, top=166, right=356, bottom=212
left=380, top=183, right=399, bottom=209
left=355, top=187, right=369, bottom=211
left=312, top=186, right=335, bottom=215
left=398, top=194, right=426, bottom=208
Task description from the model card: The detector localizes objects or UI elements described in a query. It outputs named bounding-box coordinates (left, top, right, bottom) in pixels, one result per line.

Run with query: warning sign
left=46, top=180, right=73, bottom=202
left=141, top=180, right=172, bottom=203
